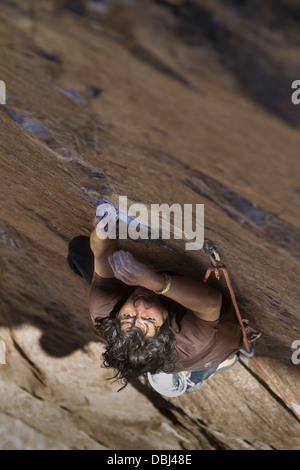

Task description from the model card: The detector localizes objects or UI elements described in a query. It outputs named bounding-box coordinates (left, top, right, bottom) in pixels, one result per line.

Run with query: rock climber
left=67, top=203, right=256, bottom=393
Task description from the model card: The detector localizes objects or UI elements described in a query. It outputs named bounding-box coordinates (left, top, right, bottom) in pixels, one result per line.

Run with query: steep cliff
left=0, top=0, right=299, bottom=450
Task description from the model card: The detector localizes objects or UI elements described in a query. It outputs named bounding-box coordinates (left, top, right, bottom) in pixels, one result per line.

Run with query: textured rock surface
left=0, top=0, right=299, bottom=450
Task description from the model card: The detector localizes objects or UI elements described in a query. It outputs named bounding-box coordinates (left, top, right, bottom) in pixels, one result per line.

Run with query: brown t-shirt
left=88, top=273, right=243, bottom=372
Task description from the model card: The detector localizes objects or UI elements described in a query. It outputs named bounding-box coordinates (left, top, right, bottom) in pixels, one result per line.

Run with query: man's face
left=118, top=287, right=169, bottom=337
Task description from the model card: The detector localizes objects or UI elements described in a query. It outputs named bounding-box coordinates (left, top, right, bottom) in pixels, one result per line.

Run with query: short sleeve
left=88, top=273, right=132, bottom=326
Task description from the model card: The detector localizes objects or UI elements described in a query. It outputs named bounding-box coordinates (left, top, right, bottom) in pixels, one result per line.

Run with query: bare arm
left=90, top=204, right=124, bottom=277
left=152, top=274, right=222, bottom=321
left=90, top=229, right=118, bottom=278
left=108, top=250, right=222, bottom=322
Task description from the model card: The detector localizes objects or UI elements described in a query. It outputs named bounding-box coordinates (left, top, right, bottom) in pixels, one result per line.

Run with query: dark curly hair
left=95, top=309, right=177, bottom=390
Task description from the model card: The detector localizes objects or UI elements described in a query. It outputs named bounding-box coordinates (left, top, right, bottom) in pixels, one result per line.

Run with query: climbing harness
left=203, top=239, right=300, bottom=422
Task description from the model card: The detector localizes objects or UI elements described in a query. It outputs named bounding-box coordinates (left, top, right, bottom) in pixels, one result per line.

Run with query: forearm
left=90, top=229, right=118, bottom=277
left=143, top=273, right=222, bottom=320
left=90, top=229, right=117, bottom=255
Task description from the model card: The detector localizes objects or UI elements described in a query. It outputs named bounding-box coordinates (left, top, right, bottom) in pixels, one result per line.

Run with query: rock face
left=0, top=0, right=299, bottom=450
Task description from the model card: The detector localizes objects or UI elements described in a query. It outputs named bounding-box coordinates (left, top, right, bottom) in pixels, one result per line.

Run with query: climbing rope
left=203, top=240, right=300, bottom=422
